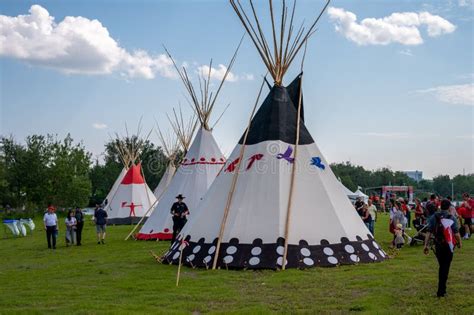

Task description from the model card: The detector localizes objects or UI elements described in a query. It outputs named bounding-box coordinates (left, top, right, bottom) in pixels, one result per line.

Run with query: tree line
left=332, top=162, right=473, bottom=200
left=0, top=134, right=472, bottom=212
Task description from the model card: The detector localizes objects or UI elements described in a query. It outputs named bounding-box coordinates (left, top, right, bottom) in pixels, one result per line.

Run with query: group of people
left=354, top=192, right=473, bottom=297
left=388, top=192, right=473, bottom=298
left=43, top=204, right=109, bottom=249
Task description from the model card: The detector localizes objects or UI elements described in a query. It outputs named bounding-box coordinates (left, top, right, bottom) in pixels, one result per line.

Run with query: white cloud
left=416, top=84, right=474, bottom=106
left=92, top=123, right=107, bottom=130
left=398, top=48, right=413, bottom=56
left=327, top=7, right=456, bottom=46
left=0, top=5, right=175, bottom=79
left=196, top=64, right=254, bottom=82
left=242, top=73, right=255, bottom=81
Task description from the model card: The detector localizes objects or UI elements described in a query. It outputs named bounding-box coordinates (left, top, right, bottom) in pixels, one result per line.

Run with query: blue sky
left=1, top=0, right=473, bottom=179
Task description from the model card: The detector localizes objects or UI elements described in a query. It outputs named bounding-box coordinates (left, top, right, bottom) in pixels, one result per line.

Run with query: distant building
left=404, top=170, right=423, bottom=182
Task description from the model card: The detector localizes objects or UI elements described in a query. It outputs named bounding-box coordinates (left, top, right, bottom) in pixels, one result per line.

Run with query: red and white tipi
left=106, top=163, right=156, bottom=225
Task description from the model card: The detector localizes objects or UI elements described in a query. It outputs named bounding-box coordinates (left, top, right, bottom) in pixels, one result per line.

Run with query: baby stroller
left=409, top=217, right=429, bottom=246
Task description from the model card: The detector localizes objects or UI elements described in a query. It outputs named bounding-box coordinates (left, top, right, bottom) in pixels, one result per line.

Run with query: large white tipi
left=136, top=47, right=240, bottom=240
left=162, top=0, right=385, bottom=269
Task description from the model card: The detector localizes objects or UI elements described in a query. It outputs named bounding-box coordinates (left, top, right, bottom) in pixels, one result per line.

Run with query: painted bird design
left=277, top=146, right=294, bottom=164
left=311, top=157, right=325, bottom=170
left=246, top=154, right=264, bottom=170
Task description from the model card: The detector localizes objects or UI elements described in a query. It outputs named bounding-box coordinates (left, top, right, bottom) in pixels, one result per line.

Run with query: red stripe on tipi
left=121, top=163, right=145, bottom=185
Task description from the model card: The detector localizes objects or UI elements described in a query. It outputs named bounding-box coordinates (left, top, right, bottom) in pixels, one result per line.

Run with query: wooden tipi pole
left=211, top=76, right=267, bottom=270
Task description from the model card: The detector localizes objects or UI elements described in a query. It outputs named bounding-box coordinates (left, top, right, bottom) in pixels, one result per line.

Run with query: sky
left=0, top=0, right=473, bottom=179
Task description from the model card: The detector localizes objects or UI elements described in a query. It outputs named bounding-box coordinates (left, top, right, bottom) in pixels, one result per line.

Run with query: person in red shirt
left=461, top=193, right=473, bottom=239
left=414, top=198, right=425, bottom=225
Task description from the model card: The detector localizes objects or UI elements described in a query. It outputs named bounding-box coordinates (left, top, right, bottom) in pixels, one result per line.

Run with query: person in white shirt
left=43, top=205, right=58, bottom=249
left=65, top=210, right=77, bottom=246
left=367, top=199, right=377, bottom=235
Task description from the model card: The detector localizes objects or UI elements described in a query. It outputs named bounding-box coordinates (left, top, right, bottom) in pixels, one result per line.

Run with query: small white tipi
left=106, top=163, right=157, bottom=224
left=162, top=0, right=385, bottom=269
left=104, top=127, right=156, bottom=224
left=136, top=47, right=240, bottom=240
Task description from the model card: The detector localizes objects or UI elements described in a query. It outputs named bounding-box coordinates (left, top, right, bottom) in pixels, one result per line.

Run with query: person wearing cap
left=170, top=194, right=190, bottom=243
left=43, top=204, right=58, bottom=249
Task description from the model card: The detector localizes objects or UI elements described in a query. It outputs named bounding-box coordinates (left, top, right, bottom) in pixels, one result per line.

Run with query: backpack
left=433, top=213, right=454, bottom=246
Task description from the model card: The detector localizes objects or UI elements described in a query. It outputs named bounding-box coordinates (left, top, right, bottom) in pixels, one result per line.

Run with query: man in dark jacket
left=94, top=205, right=108, bottom=245
left=170, top=194, right=189, bottom=243
left=423, top=199, right=462, bottom=297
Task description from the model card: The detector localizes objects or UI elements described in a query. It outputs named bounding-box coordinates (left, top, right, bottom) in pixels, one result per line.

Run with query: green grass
left=0, top=214, right=472, bottom=314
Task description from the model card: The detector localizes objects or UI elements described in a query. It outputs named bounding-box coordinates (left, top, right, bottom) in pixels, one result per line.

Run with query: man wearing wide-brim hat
left=170, top=194, right=190, bottom=243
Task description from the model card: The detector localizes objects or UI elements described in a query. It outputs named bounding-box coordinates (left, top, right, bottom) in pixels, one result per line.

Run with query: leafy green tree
left=452, top=174, right=474, bottom=199
left=432, top=175, right=452, bottom=197
left=0, top=134, right=92, bottom=209
left=48, top=134, right=92, bottom=208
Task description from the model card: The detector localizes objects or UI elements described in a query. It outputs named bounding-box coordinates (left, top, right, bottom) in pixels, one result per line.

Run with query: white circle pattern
left=378, top=250, right=386, bottom=258
left=303, top=258, right=314, bottom=266
left=361, top=244, right=370, bottom=252
left=226, top=246, right=237, bottom=255
left=223, top=255, right=233, bottom=264
left=328, top=256, right=338, bottom=264
left=251, top=247, right=262, bottom=256
left=249, top=257, right=260, bottom=266
left=372, top=241, right=379, bottom=249
left=276, top=257, right=287, bottom=266
left=369, top=252, right=377, bottom=260
left=203, top=256, right=212, bottom=264
left=276, top=246, right=284, bottom=255
left=350, top=254, right=360, bottom=262
left=208, top=246, right=216, bottom=255
left=173, top=251, right=180, bottom=260
left=193, top=245, right=201, bottom=254
left=344, top=245, right=355, bottom=254
left=187, top=254, right=195, bottom=262
left=300, top=248, right=310, bottom=257
left=323, top=247, right=334, bottom=256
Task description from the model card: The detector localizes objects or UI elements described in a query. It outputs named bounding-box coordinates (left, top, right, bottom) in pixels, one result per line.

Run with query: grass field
left=0, top=214, right=473, bottom=314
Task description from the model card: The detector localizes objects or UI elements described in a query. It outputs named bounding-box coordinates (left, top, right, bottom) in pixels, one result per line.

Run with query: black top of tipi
left=238, top=74, right=314, bottom=145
